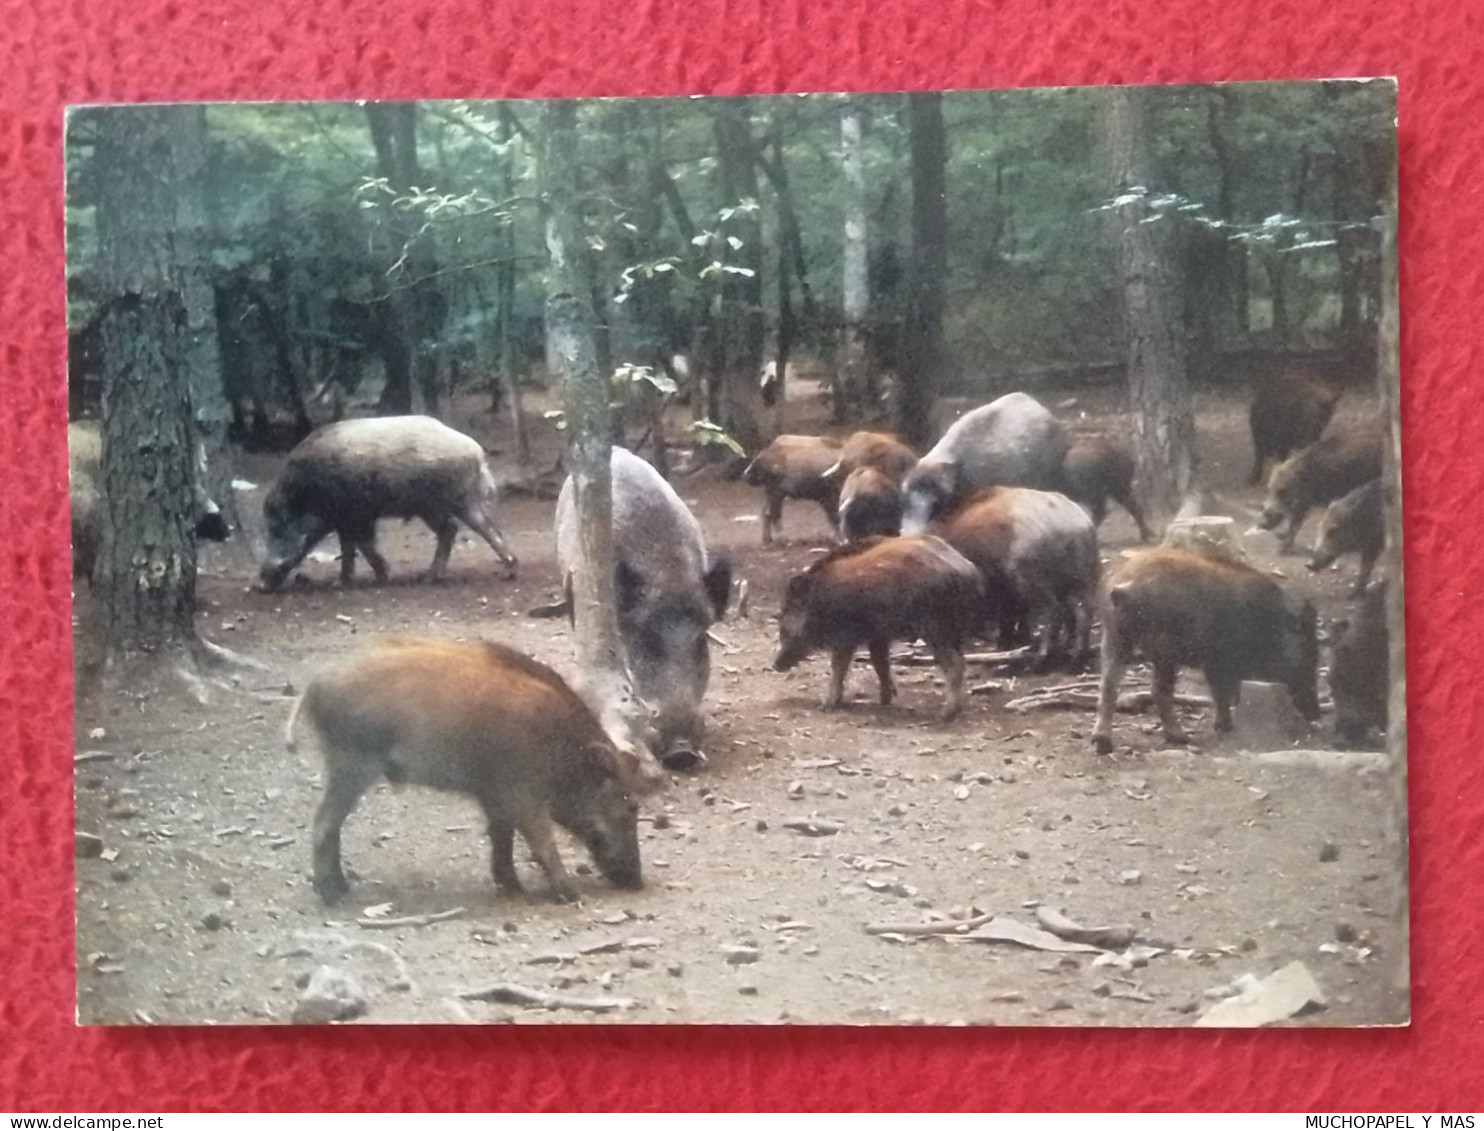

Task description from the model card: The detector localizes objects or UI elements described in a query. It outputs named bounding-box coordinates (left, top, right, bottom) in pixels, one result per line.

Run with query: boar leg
left=1207, top=673, right=1240, bottom=732
left=1354, top=547, right=1379, bottom=596
left=1153, top=662, right=1190, bottom=745
left=1120, top=493, right=1153, bottom=543
left=484, top=816, right=524, bottom=895
left=359, top=534, right=390, bottom=583
left=762, top=492, right=783, bottom=545
left=930, top=641, right=966, bottom=720
left=516, top=807, right=580, bottom=903
left=867, top=640, right=895, bottom=706
left=1091, top=647, right=1126, bottom=755
left=336, top=532, right=358, bottom=584
left=456, top=503, right=519, bottom=579
left=824, top=646, right=854, bottom=709
left=1279, top=508, right=1308, bottom=554
left=426, top=518, right=459, bottom=581
left=310, top=755, right=384, bottom=904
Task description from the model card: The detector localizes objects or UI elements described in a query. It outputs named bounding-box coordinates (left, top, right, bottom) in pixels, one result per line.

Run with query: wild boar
left=773, top=534, right=982, bottom=719
left=936, top=487, right=1101, bottom=669
left=1091, top=547, right=1321, bottom=754
left=838, top=466, right=903, bottom=541
left=741, top=434, right=843, bottom=544
left=258, top=416, right=517, bottom=590
left=1258, top=423, right=1383, bottom=553
left=68, top=420, right=230, bottom=585
left=289, top=637, right=659, bottom=904
left=555, top=447, right=732, bottom=769
left=824, top=431, right=919, bottom=486
left=902, top=392, right=1069, bottom=533
left=1307, top=478, right=1384, bottom=595
left=1249, top=367, right=1340, bottom=485
left=1329, top=580, right=1390, bottom=748
left=1061, top=433, right=1153, bottom=542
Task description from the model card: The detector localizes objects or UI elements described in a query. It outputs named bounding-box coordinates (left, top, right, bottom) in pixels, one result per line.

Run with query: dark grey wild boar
left=1307, top=478, right=1383, bottom=595
left=289, top=637, right=661, bottom=904
left=1060, top=434, right=1152, bottom=542
left=258, top=416, right=517, bottom=590
left=555, top=447, right=732, bottom=769
left=838, top=466, right=903, bottom=541
left=1091, top=547, right=1320, bottom=754
left=741, top=434, right=843, bottom=544
left=1248, top=367, right=1340, bottom=486
left=68, top=420, right=230, bottom=585
left=1329, top=580, right=1390, bottom=748
left=1258, top=422, right=1383, bottom=553
left=936, top=486, right=1101, bottom=669
left=902, top=392, right=1069, bottom=533
left=773, top=534, right=982, bottom=719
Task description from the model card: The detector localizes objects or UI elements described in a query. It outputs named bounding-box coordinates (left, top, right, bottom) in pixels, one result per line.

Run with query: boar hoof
left=548, top=883, right=581, bottom=904
left=1092, top=733, right=1114, bottom=756
left=661, top=747, right=705, bottom=772
left=1164, top=728, right=1191, bottom=745
left=503, top=560, right=519, bottom=580
left=313, top=873, right=351, bottom=904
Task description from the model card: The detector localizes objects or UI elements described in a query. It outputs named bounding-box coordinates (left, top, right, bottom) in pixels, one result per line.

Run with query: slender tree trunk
left=710, top=99, right=767, bottom=452
left=494, top=107, right=531, bottom=471
left=89, top=107, right=202, bottom=666
left=1102, top=87, right=1196, bottom=524
left=169, top=105, right=237, bottom=533
left=840, top=98, right=870, bottom=425
left=540, top=100, right=642, bottom=752
left=899, top=93, right=949, bottom=448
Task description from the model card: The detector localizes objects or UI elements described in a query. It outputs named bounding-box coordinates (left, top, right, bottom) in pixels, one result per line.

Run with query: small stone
left=1319, top=842, right=1340, bottom=863
left=200, top=912, right=227, bottom=932
left=110, top=867, right=133, bottom=883
left=755, top=819, right=768, bottom=833
left=76, top=832, right=104, bottom=859
left=666, top=963, right=684, bottom=978
left=1013, top=848, right=1030, bottom=860
left=651, top=813, right=671, bottom=831
left=722, top=945, right=760, bottom=965
left=788, top=781, right=805, bottom=799
left=990, top=990, right=1024, bottom=1003
left=1175, top=864, right=1199, bottom=875
left=1335, top=922, right=1358, bottom=943
left=628, top=954, right=653, bottom=970
left=887, top=803, right=907, bottom=817
left=211, top=879, right=233, bottom=898
left=738, top=984, right=759, bottom=996
left=1046, top=999, right=1074, bottom=1012
left=1240, top=937, right=1258, bottom=953
left=1117, top=870, right=1143, bottom=886
left=292, top=965, right=367, bottom=1024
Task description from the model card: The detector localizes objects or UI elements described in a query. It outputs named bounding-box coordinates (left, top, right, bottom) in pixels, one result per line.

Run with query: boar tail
left=284, top=689, right=309, bottom=753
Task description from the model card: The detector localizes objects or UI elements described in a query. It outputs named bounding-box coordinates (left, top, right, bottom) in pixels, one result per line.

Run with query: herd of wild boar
left=70, top=370, right=1395, bottom=906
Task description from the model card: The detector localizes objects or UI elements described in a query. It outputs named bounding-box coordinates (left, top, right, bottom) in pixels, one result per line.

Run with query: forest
left=67, top=83, right=1406, bottom=1029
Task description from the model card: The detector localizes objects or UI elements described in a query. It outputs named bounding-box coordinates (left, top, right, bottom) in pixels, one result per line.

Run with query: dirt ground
left=72, top=379, right=1408, bottom=1028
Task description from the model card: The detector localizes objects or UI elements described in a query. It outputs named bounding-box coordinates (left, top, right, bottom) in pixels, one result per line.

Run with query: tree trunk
left=839, top=98, right=870, bottom=424
left=710, top=99, right=768, bottom=452
left=494, top=107, right=531, bottom=471
left=899, top=93, right=949, bottom=449
left=89, top=107, right=203, bottom=666
left=540, top=100, right=643, bottom=753
left=1102, top=87, right=1196, bottom=524
left=169, top=105, right=237, bottom=533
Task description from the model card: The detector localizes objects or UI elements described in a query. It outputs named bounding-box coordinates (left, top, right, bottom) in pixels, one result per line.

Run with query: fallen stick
left=457, top=981, right=637, bottom=1013
left=1034, top=906, right=1137, bottom=950
left=1002, top=690, right=1212, bottom=713
left=889, top=646, right=1033, bottom=667
left=356, top=907, right=466, bottom=930
left=865, top=912, right=994, bottom=937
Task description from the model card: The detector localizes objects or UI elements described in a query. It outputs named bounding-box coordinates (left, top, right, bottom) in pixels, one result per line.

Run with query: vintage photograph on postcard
left=67, top=81, right=1406, bottom=1026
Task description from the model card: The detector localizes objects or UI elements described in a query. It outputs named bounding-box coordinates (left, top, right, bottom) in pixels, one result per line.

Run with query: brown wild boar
left=824, top=430, right=919, bottom=486
left=936, top=486, right=1101, bottom=669
left=259, top=416, right=517, bottom=590
left=1249, top=367, right=1340, bottom=486
left=1091, top=547, right=1321, bottom=754
left=1329, top=580, right=1390, bottom=748
left=773, top=534, right=982, bottom=719
left=288, top=638, right=659, bottom=904
left=742, top=434, right=843, bottom=544
left=838, top=466, right=903, bottom=541
left=1307, top=478, right=1384, bottom=595
left=1258, top=422, right=1383, bottom=553
left=1060, top=434, right=1153, bottom=542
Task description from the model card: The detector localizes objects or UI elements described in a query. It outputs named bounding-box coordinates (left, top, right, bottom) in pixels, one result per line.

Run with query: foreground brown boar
left=1307, top=478, right=1383, bottom=595
left=935, top=487, right=1101, bottom=668
left=1329, top=580, right=1390, bottom=748
left=1248, top=367, right=1340, bottom=485
left=825, top=430, right=919, bottom=486
left=288, top=638, right=658, bottom=904
left=1258, top=422, right=1383, bottom=553
left=838, top=466, right=903, bottom=541
left=1061, top=434, right=1152, bottom=542
left=773, top=535, right=982, bottom=718
left=1092, top=547, right=1320, bottom=754
left=742, top=434, right=843, bottom=544
left=260, top=416, right=518, bottom=590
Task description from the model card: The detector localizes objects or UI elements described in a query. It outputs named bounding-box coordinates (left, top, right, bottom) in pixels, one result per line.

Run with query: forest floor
left=71, top=378, right=1408, bottom=1029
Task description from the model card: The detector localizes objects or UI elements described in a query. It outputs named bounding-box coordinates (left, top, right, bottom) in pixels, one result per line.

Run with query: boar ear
left=703, top=556, right=733, bottom=620
left=590, top=741, right=666, bottom=797
left=615, top=561, right=643, bottom=612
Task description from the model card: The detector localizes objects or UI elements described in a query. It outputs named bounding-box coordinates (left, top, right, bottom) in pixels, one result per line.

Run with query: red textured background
left=1, top=0, right=1478, bottom=1113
